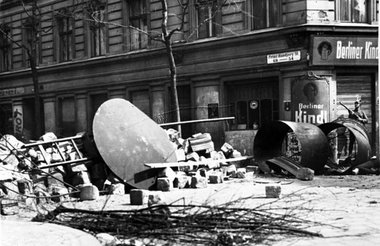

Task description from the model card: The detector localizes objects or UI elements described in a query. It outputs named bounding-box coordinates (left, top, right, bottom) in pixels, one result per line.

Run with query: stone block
left=296, top=167, right=314, bottom=181
left=234, top=168, right=246, bottom=179
left=0, top=199, right=19, bottom=215
left=106, top=183, right=125, bottom=195
left=157, top=177, right=173, bottom=191
left=190, top=176, right=208, bottom=189
left=225, top=164, right=237, bottom=176
left=209, top=171, right=224, bottom=184
left=130, top=189, right=149, bottom=205
left=265, top=185, right=281, bottom=198
left=80, top=184, right=99, bottom=201
left=174, top=175, right=190, bottom=189
left=246, top=165, right=259, bottom=174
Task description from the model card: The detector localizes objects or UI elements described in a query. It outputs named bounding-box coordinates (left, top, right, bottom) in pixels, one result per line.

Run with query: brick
left=190, top=176, right=208, bottom=189
left=296, top=167, right=314, bottom=181
left=130, top=189, right=149, bottom=205
left=156, top=177, right=172, bottom=191
left=265, top=185, right=281, bottom=198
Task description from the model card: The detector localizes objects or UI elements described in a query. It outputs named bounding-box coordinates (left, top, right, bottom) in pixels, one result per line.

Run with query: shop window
left=126, top=0, right=149, bottom=50
left=233, top=99, right=278, bottom=130
left=56, top=10, right=74, bottom=62
left=88, top=2, right=107, bottom=57
left=58, top=97, right=76, bottom=137
left=336, top=0, right=368, bottom=23
left=0, top=23, right=11, bottom=72
left=250, top=0, right=282, bottom=30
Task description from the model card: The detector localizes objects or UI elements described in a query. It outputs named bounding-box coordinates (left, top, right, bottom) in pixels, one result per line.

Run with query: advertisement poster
left=13, top=105, right=23, bottom=136
left=312, top=36, right=378, bottom=66
left=291, top=78, right=330, bottom=125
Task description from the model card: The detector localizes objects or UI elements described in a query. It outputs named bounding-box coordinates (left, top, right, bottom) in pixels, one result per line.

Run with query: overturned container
left=253, top=121, right=329, bottom=172
left=319, top=118, right=372, bottom=167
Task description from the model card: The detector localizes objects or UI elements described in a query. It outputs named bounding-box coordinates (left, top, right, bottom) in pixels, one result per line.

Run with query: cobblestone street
left=2, top=173, right=380, bottom=245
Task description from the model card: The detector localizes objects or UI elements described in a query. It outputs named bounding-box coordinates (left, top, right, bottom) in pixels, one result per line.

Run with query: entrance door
left=0, top=104, right=12, bottom=135
left=226, top=78, right=279, bottom=130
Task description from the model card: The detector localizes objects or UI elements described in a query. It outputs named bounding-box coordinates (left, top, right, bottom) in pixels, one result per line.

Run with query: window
left=0, top=24, right=11, bottom=72
left=88, top=3, right=107, bottom=57
left=127, top=0, right=148, bottom=50
left=250, top=0, right=282, bottom=30
left=23, top=16, right=41, bottom=67
left=336, top=0, right=368, bottom=23
left=56, top=11, right=74, bottom=62
left=196, top=0, right=219, bottom=38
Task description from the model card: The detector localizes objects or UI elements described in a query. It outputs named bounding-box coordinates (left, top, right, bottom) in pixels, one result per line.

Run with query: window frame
left=55, top=10, right=75, bottom=62
left=22, top=16, right=41, bottom=67
left=0, top=23, right=12, bottom=72
left=335, top=0, right=369, bottom=23
left=247, top=0, right=282, bottom=30
left=192, top=0, right=222, bottom=39
left=86, top=1, right=108, bottom=57
left=123, top=0, right=150, bottom=51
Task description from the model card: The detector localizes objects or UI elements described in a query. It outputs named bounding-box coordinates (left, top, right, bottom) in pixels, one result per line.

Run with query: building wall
left=0, top=0, right=378, bottom=157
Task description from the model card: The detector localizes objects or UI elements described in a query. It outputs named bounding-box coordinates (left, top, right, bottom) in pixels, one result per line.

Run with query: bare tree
left=0, top=0, right=43, bottom=138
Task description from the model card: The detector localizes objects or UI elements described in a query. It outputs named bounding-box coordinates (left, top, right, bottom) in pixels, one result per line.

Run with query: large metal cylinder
left=253, top=121, right=329, bottom=171
left=319, top=118, right=372, bottom=166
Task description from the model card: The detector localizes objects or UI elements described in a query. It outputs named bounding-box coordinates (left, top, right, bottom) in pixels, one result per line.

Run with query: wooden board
left=145, top=156, right=253, bottom=169
left=92, top=99, right=177, bottom=189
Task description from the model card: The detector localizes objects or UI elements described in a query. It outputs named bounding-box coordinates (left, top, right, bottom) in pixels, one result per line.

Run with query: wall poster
left=291, top=76, right=330, bottom=125
left=13, top=105, right=23, bottom=137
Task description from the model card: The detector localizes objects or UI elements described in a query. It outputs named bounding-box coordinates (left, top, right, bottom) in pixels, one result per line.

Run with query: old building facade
left=0, top=0, right=378, bottom=157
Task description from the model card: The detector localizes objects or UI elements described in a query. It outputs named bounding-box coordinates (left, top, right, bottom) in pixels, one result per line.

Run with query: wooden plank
left=159, top=117, right=235, bottom=127
left=145, top=156, right=254, bottom=168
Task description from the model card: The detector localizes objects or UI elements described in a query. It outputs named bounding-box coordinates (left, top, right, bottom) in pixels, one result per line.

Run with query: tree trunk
left=29, top=48, right=42, bottom=138
left=160, top=0, right=181, bottom=134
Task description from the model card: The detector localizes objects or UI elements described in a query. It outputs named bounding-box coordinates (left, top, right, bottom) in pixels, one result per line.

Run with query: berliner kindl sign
left=311, top=36, right=378, bottom=66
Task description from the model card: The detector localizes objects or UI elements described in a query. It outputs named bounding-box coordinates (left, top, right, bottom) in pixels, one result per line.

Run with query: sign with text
left=0, top=88, right=25, bottom=98
left=13, top=105, right=23, bottom=136
left=291, top=78, right=330, bottom=125
left=312, top=36, right=378, bottom=66
left=267, top=51, right=301, bottom=64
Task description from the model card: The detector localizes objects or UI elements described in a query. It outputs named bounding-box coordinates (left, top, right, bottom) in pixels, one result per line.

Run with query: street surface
left=1, top=173, right=380, bottom=245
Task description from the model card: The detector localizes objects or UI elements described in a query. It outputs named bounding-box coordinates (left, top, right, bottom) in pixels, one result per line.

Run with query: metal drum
left=253, top=121, right=329, bottom=172
left=319, top=118, right=372, bottom=166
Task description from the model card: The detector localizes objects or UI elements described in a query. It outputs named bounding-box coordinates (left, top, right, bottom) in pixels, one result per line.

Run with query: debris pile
left=146, top=128, right=255, bottom=192
left=0, top=128, right=254, bottom=214
left=0, top=132, right=112, bottom=214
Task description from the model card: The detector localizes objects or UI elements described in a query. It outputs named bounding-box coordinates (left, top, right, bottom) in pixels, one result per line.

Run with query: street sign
left=267, top=51, right=301, bottom=64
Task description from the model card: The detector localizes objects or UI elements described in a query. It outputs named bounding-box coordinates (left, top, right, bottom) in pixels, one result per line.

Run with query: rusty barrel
left=253, top=121, right=329, bottom=171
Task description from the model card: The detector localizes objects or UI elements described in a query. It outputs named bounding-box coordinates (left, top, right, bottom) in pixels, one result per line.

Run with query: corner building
left=0, top=0, right=378, bottom=157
